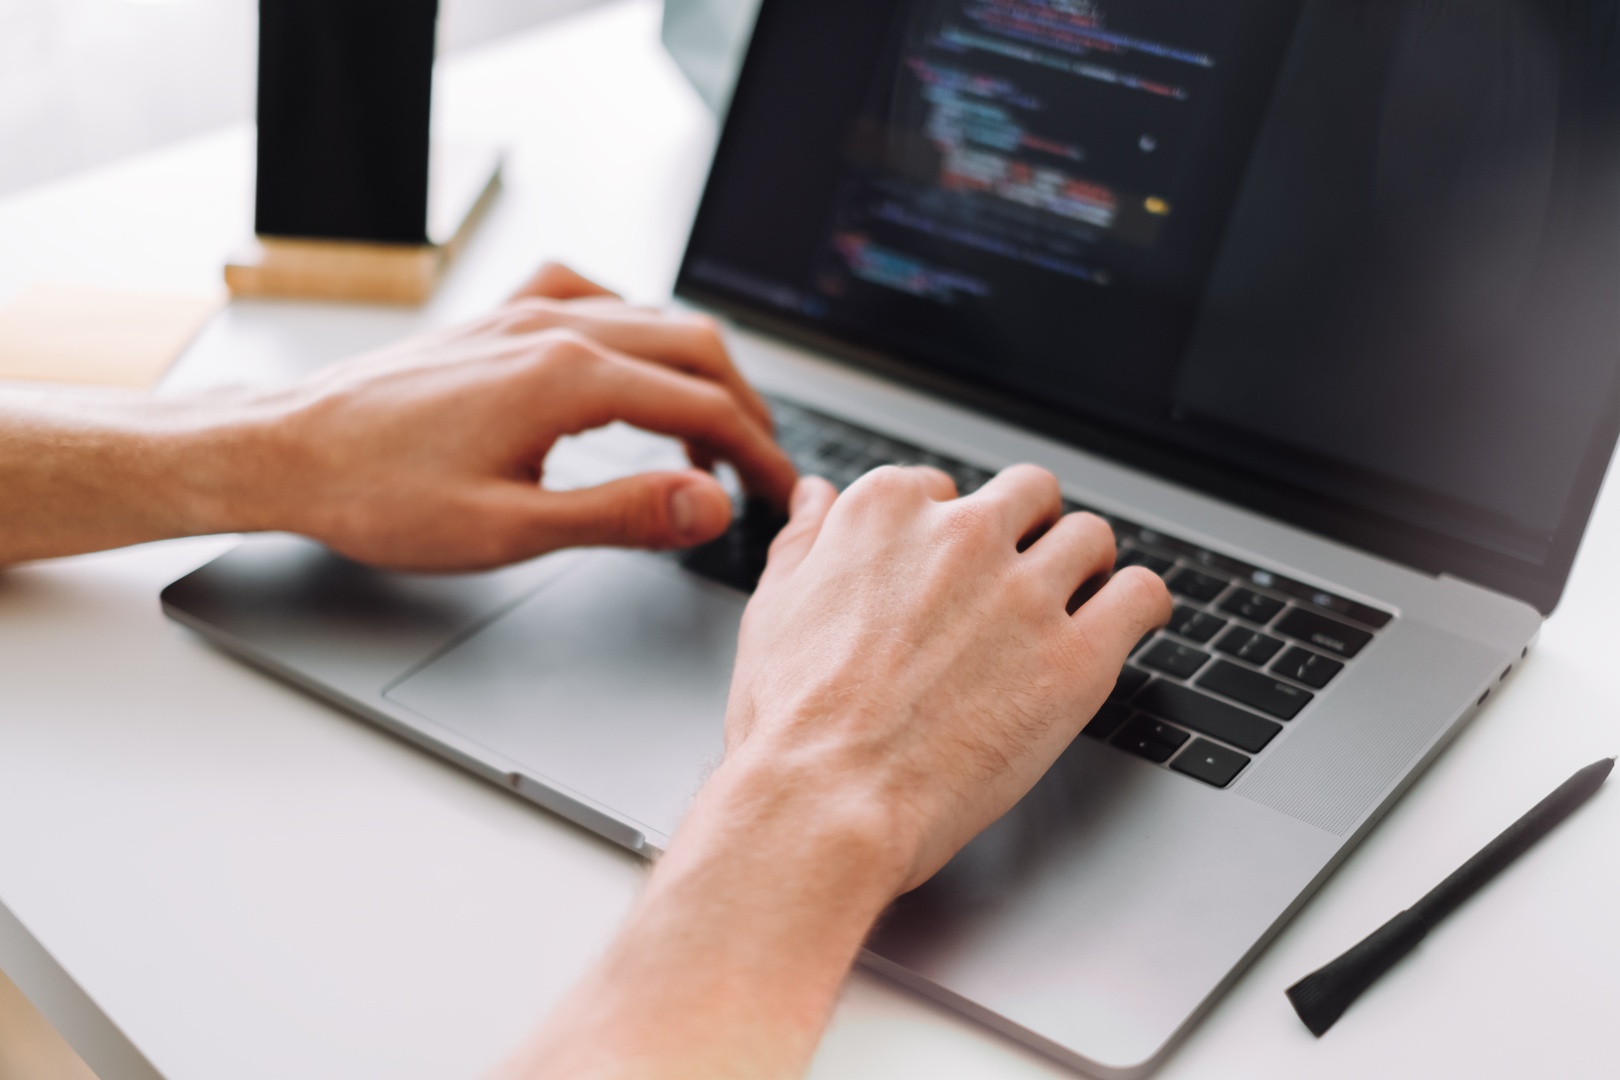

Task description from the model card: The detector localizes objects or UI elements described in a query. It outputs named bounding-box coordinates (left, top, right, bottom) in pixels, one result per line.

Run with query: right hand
left=722, top=466, right=1172, bottom=893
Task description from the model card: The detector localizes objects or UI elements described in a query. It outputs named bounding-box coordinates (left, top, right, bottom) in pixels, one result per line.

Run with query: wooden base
left=225, top=144, right=502, bottom=306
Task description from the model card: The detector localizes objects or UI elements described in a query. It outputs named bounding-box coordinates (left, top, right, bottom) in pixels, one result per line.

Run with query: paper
left=0, top=283, right=222, bottom=388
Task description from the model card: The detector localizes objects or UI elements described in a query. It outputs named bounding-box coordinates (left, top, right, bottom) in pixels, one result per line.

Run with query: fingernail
left=670, top=484, right=703, bottom=541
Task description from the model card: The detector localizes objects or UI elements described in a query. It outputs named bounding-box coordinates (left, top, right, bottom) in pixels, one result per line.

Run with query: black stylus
left=1286, top=756, right=1614, bottom=1037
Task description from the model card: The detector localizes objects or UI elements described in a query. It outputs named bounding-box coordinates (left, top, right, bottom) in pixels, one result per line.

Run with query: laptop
left=162, top=1, right=1620, bottom=1074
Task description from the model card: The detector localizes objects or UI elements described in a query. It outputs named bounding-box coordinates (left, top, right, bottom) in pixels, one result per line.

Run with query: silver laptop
left=162, top=2, right=1620, bottom=1074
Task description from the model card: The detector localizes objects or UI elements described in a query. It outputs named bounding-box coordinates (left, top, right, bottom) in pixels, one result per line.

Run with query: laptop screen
left=676, top=0, right=1620, bottom=612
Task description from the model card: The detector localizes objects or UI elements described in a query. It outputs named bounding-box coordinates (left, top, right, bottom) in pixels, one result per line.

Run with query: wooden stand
left=225, top=144, right=502, bottom=306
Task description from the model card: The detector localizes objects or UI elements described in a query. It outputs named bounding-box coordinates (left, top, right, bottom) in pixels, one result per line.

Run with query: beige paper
left=0, top=283, right=222, bottom=388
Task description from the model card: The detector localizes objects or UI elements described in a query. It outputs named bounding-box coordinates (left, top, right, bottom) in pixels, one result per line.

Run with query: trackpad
left=385, top=551, right=743, bottom=842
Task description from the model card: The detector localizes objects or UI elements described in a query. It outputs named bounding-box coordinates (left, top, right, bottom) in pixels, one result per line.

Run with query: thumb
left=508, top=470, right=735, bottom=553
left=757, top=476, right=839, bottom=587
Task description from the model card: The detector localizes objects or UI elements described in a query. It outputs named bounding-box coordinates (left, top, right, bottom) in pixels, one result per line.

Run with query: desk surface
left=1, top=4, right=1617, bottom=1078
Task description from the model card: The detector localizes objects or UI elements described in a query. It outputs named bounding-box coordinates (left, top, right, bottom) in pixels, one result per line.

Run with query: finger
left=568, top=346, right=798, bottom=507
left=1023, top=511, right=1117, bottom=595
left=907, top=464, right=958, bottom=502
left=1070, top=566, right=1173, bottom=662
left=508, top=262, right=620, bottom=302
left=964, top=464, right=1062, bottom=547
left=502, top=302, right=774, bottom=433
left=500, top=469, right=735, bottom=553
left=758, top=477, right=839, bottom=587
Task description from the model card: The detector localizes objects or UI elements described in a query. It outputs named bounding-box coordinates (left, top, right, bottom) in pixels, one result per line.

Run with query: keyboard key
left=1117, top=548, right=1174, bottom=575
left=1274, top=608, right=1373, bottom=658
left=1213, top=626, right=1285, bottom=665
left=1114, top=716, right=1189, bottom=763
left=1083, top=701, right=1132, bottom=740
left=677, top=497, right=786, bottom=592
left=1168, top=606, right=1227, bottom=644
left=1271, top=646, right=1344, bottom=689
left=1191, top=548, right=1258, bottom=580
left=1140, top=640, right=1210, bottom=679
left=1109, top=665, right=1150, bottom=702
left=1168, top=568, right=1228, bottom=603
left=1196, top=661, right=1312, bottom=720
left=1134, top=528, right=1196, bottom=557
left=1218, top=588, right=1285, bottom=625
left=1170, top=739, right=1251, bottom=788
left=1267, top=578, right=1393, bottom=630
left=1134, top=681, right=1282, bottom=753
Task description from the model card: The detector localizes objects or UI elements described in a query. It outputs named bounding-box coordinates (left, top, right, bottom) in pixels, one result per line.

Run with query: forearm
left=0, top=390, right=285, bottom=563
left=499, top=749, right=907, bottom=1080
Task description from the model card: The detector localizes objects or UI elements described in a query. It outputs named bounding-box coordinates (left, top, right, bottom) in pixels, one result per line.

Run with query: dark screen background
left=680, top=0, right=1620, bottom=605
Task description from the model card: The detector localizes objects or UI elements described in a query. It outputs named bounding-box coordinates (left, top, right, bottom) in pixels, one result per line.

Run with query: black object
left=1167, top=607, right=1227, bottom=644
left=1170, top=739, right=1251, bottom=788
left=1197, top=661, right=1312, bottom=720
left=1168, top=568, right=1229, bottom=603
left=1286, top=756, right=1615, bottom=1037
left=1118, top=550, right=1175, bottom=576
left=1082, top=702, right=1133, bottom=741
left=1214, top=627, right=1285, bottom=666
left=255, top=0, right=439, bottom=244
left=1220, top=589, right=1287, bottom=625
left=1273, top=608, right=1374, bottom=659
left=1134, top=680, right=1281, bottom=754
left=1115, top=717, right=1190, bottom=764
left=1272, top=646, right=1344, bottom=689
left=1109, top=667, right=1151, bottom=704
left=1141, top=640, right=1211, bottom=680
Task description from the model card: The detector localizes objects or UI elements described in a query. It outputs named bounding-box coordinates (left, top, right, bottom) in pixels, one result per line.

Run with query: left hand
left=225, top=263, right=797, bottom=570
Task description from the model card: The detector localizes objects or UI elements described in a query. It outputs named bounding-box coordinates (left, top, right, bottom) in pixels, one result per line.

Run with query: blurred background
left=0, top=0, right=606, bottom=198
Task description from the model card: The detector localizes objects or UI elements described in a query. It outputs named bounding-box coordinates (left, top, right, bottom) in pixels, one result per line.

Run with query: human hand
left=724, top=466, right=1172, bottom=893
left=236, top=264, right=795, bottom=570
left=498, top=464, right=1170, bottom=1080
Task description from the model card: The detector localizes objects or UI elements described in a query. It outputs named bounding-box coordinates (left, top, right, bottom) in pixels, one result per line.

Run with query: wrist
left=141, top=390, right=301, bottom=538
left=671, top=741, right=917, bottom=919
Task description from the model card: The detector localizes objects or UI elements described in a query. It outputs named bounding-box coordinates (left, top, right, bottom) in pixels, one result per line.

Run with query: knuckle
left=693, top=381, right=741, bottom=427
left=1113, top=565, right=1173, bottom=620
left=940, top=498, right=997, bottom=547
left=1071, top=511, right=1117, bottom=553
left=536, top=331, right=600, bottom=372
left=852, top=464, right=917, bottom=502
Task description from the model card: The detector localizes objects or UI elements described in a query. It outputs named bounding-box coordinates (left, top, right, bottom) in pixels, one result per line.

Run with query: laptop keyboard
left=678, top=397, right=1394, bottom=791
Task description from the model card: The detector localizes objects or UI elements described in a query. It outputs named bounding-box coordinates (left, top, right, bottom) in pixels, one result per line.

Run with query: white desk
left=2, top=4, right=1617, bottom=1078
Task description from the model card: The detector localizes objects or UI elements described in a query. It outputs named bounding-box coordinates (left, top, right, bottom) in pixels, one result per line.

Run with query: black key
left=1168, top=606, right=1227, bottom=644
left=677, top=497, right=787, bottom=592
left=1134, top=681, right=1282, bottom=753
left=1191, top=548, right=1257, bottom=580
left=1339, top=600, right=1394, bottom=630
left=1083, top=701, right=1132, bottom=740
left=1114, top=716, right=1189, bottom=763
left=1168, top=568, right=1228, bottom=603
left=1140, top=640, right=1210, bottom=679
left=1213, top=626, right=1285, bottom=666
left=1196, top=660, right=1312, bottom=720
left=1109, top=665, right=1150, bottom=702
left=1218, top=588, right=1286, bottom=625
left=1274, top=608, right=1373, bottom=658
left=1261, top=576, right=1393, bottom=630
left=1117, top=549, right=1174, bottom=575
left=1170, top=738, right=1251, bottom=788
left=1272, top=646, right=1344, bottom=689
left=1133, top=528, right=1196, bottom=557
